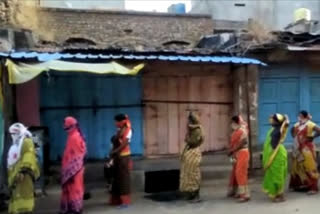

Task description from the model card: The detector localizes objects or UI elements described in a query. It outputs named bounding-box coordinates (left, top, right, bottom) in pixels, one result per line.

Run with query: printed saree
left=60, top=130, right=86, bottom=214
left=180, top=124, right=204, bottom=194
left=290, top=121, right=319, bottom=192
left=8, top=138, right=40, bottom=214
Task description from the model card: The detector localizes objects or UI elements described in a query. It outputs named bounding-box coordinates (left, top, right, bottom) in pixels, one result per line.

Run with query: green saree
left=8, top=138, right=40, bottom=214
left=262, top=128, right=288, bottom=199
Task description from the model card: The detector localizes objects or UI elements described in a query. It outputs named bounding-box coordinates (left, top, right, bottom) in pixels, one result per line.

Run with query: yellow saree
left=8, top=138, right=40, bottom=214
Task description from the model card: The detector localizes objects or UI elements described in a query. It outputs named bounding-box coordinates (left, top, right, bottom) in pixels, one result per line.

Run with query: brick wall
left=0, top=0, right=11, bottom=24
left=0, top=1, right=213, bottom=50
left=35, top=8, right=213, bottom=50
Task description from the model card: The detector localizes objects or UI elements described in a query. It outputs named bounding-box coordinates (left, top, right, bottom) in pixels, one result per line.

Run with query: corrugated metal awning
left=0, top=51, right=266, bottom=66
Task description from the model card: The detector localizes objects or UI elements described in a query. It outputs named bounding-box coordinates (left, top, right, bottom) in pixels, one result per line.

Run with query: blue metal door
left=258, top=65, right=300, bottom=146
left=309, top=77, right=320, bottom=125
left=258, top=65, right=320, bottom=146
left=259, top=78, right=299, bottom=145
left=40, top=73, right=143, bottom=161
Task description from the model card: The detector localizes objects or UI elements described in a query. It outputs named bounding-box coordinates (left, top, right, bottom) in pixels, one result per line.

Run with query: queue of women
left=5, top=110, right=320, bottom=213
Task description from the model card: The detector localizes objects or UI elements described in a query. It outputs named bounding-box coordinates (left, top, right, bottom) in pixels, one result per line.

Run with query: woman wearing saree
left=7, top=123, right=40, bottom=214
left=227, top=115, right=250, bottom=202
left=109, top=114, right=132, bottom=208
left=262, top=114, right=289, bottom=202
left=60, top=117, right=86, bottom=214
left=180, top=112, right=204, bottom=203
left=289, top=111, right=320, bottom=194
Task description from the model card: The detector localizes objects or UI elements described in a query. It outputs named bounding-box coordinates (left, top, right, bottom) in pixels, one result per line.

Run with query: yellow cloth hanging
left=6, top=59, right=144, bottom=84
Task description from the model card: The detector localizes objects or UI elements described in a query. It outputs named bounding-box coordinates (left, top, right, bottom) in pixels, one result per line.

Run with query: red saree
left=228, top=127, right=250, bottom=199
left=60, top=129, right=86, bottom=214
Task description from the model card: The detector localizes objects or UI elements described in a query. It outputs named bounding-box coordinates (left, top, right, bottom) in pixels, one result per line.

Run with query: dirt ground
left=3, top=177, right=317, bottom=214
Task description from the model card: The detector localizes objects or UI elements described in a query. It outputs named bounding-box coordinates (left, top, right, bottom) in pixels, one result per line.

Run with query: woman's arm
left=111, top=139, right=128, bottom=156
left=311, top=125, right=320, bottom=140
left=229, top=138, right=247, bottom=155
left=271, top=129, right=281, bottom=149
left=291, top=127, right=296, bottom=138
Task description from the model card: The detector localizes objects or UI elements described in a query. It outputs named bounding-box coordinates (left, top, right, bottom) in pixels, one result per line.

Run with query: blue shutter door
left=40, top=73, right=143, bottom=161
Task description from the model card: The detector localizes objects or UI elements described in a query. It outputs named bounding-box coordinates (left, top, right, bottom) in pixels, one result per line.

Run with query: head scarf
left=64, top=116, right=86, bottom=141
left=273, top=113, right=285, bottom=124
left=64, top=116, right=78, bottom=131
left=187, top=111, right=203, bottom=133
left=7, top=123, right=32, bottom=168
left=188, top=112, right=200, bottom=125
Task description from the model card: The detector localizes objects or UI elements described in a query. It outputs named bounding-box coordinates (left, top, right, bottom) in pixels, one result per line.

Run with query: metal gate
left=40, top=72, right=143, bottom=161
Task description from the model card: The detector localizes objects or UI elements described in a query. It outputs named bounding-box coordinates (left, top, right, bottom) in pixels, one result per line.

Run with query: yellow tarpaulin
left=6, top=59, right=144, bottom=84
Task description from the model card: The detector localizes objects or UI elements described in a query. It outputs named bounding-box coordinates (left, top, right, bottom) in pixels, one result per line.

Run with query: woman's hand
left=307, top=137, right=314, bottom=142
left=109, top=151, right=115, bottom=158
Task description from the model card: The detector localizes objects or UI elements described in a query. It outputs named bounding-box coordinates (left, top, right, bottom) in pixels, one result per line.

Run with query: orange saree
left=228, top=127, right=250, bottom=199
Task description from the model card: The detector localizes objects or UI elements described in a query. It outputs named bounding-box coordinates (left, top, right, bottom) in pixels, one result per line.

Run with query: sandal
left=238, top=197, right=250, bottom=203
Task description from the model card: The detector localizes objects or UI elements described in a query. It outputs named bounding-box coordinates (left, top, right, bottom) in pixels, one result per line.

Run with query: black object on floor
left=83, top=192, right=91, bottom=200
left=145, top=170, right=180, bottom=193
left=0, top=203, right=6, bottom=212
left=145, top=191, right=181, bottom=202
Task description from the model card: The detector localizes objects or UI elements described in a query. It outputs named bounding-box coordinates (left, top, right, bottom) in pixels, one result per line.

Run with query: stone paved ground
left=2, top=177, right=317, bottom=214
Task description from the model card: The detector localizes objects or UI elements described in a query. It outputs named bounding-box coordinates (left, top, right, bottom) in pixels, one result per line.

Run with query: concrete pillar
left=247, top=64, right=259, bottom=151
left=232, top=65, right=259, bottom=150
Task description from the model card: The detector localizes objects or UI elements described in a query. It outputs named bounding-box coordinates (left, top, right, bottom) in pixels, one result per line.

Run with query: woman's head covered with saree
left=64, top=116, right=85, bottom=141
left=188, top=111, right=200, bottom=125
left=269, top=113, right=286, bottom=126
left=7, top=123, right=32, bottom=169
left=64, top=116, right=78, bottom=132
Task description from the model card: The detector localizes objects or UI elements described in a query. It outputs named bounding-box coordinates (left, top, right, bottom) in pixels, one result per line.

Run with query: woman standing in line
left=262, top=114, right=289, bottom=202
left=180, top=112, right=204, bottom=203
left=289, top=111, right=320, bottom=194
left=60, top=117, right=86, bottom=214
left=7, top=123, right=40, bottom=214
left=227, top=115, right=250, bottom=202
left=109, top=114, right=132, bottom=209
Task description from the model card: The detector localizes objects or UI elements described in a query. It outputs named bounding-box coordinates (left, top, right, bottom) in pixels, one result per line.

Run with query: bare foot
left=307, top=190, right=318, bottom=195
left=272, top=197, right=286, bottom=203
left=227, top=192, right=235, bottom=198
left=233, top=194, right=240, bottom=199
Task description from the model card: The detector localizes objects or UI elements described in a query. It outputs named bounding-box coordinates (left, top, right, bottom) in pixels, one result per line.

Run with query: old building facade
left=191, top=0, right=320, bottom=30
